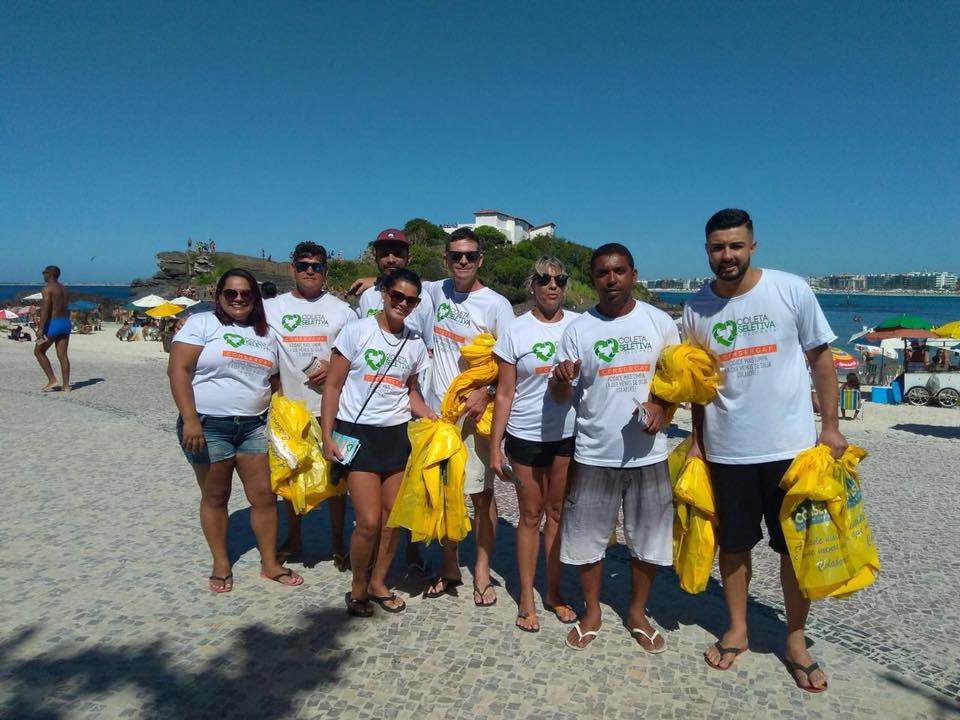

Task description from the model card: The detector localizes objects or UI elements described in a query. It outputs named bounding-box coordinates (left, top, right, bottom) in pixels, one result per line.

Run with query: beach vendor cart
left=899, top=337, right=960, bottom=407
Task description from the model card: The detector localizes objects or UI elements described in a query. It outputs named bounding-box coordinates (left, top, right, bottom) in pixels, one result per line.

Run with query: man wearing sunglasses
left=264, top=241, right=358, bottom=568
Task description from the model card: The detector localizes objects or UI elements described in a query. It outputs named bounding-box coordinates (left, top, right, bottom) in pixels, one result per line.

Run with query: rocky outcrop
left=129, top=252, right=295, bottom=297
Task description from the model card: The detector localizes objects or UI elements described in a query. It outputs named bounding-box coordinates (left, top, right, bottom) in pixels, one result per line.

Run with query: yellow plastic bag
left=386, top=418, right=472, bottom=543
left=650, top=342, right=721, bottom=424
left=440, top=333, right=498, bottom=436
left=267, top=394, right=343, bottom=515
left=779, top=444, right=879, bottom=600
left=666, top=436, right=717, bottom=594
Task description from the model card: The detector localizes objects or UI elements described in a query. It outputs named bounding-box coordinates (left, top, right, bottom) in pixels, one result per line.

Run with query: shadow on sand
left=891, top=423, right=960, bottom=440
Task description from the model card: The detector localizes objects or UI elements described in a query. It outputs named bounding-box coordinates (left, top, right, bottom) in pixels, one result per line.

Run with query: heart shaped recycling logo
left=436, top=303, right=452, bottom=322
left=712, top=320, right=737, bottom=347
left=223, top=333, right=245, bottom=349
left=532, top=341, right=556, bottom=362
left=364, top=348, right=387, bottom=371
left=593, top=338, right=619, bottom=363
left=281, top=314, right=301, bottom=332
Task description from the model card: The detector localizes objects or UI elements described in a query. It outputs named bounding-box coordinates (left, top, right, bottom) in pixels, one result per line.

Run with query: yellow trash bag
left=666, top=436, right=718, bottom=594
left=386, top=418, right=472, bottom=543
left=650, top=342, right=721, bottom=424
left=779, top=444, right=879, bottom=600
left=267, top=394, right=343, bottom=515
left=440, top=333, right=498, bottom=436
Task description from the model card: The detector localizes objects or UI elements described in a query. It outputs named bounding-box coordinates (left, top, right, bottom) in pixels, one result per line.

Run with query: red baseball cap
left=373, top=228, right=408, bottom=246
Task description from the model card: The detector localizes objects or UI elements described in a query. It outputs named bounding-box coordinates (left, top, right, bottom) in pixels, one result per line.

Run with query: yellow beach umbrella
left=932, top=320, right=960, bottom=338
left=145, top=302, right=186, bottom=318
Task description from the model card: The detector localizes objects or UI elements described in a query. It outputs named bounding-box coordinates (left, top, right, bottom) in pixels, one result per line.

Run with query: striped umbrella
left=830, top=347, right=858, bottom=370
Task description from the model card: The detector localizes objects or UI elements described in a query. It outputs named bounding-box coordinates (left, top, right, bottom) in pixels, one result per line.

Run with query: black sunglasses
left=221, top=288, right=253, bottom=302
left=294, top=261, right=326, bottom=273
left=534, top=273, right=568, bottom=288
left=386, top=289, right=422, bottom=307
left=446, top=250, right=481, bottom=264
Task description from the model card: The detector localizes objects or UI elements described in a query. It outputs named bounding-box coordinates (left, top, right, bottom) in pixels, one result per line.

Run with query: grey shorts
left=461, top=417, right=494, bottom=495
left=560, top=460, right=673, bottom=566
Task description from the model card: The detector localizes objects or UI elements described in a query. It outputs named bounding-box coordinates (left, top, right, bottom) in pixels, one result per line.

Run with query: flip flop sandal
left=208, top=573, right=233, bottom=593
left=345, top=592, right=374, bottom=617
left=371, top=594, right=406, bottom=613
left=565, top=621, right=599, bottom=651
left=515, top=610, right=540, bottom=633
left=259, top=568, right=303, bottom=587
left=423, top=576, right=463, bottom=598
left=789, top=661, right=828, bottom=693
left=473, top=583, right=497, bottom=607
left=544, top=602, right=579, bottom=624
left=705, top=641, right=747, bottom=670
left=631, top=626, right=667, bottom=654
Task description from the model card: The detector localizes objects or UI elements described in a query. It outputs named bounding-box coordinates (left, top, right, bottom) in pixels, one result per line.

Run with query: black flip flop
left=208, top=573, right=233, bottom=593
left=473, top=583, right=497, bottom=607
left=423, top=576, right=463, bottom=598
left=789, top=661, right=828, bottom=693
left=705, top=641, right=746, bottom=670
left=371, top=594, right=406, bottom=613
left=345, top=592, right=374, bottom=617
left=516, top=610, right=540, bottom=633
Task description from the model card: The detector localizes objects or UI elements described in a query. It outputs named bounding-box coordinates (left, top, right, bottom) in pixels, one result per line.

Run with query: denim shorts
left=176, top=413, right=268, bottom=465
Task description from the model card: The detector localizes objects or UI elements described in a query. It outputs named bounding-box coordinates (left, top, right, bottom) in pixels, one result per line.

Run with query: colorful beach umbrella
left=145, top=302, right=186, bottom=318
left=864, top=327, right=938, bottom=341
left=1, top=309, right=18, bottom=320
left=932, top=320, right=960, bottom=338
left=874, top=313, right=932, bottom=330
left=830, top=347, right=858, bottom=370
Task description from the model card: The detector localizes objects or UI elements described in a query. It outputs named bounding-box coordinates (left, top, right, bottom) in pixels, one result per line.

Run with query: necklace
left=376, top=316, right=405, bottom=347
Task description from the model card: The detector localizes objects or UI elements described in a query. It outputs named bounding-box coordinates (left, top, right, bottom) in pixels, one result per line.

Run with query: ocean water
left=0, top=284, right=130, bottom=303
left=654, top=290, right=960, bottom=351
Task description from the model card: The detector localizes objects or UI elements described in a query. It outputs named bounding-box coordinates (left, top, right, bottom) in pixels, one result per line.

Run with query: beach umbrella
left=170, top=296, right=200, bottom=307
left=145, top=302, right=186, bottom=318
left=874, top=313, right=932, bottom=330
left=830, top=347, right=858, bottom=370
left=932, top=320, right=960, bottom=338
left=68, top=299, right=98, bottom=311
left=23, top=292, right=43, bottom=301
left=855, top=343, right=899, bottom=360
left=131, top=294, right=167, bottom=308
left=863, top=327, right=937, bottom=341
left=1, top=309, right=18, bottom=320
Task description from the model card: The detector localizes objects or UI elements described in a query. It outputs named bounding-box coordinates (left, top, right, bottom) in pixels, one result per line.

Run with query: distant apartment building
left=822, top=273, right=867, bottom=291
left=646, top=277, right=709, bottom=290
left=812, top=271, right=958, bottom=292
left=443, top=209, right=556, bottom=245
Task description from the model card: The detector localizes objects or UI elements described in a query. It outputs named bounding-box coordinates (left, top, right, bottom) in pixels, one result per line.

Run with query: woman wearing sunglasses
left=168, top=268, right=303, bottom=592
left=321, top=268, right=435, bottom=616
left=489, top=257, right=579, bottom=632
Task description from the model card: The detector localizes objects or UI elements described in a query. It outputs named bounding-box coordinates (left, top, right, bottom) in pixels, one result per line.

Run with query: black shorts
left=707, top=459, right=792, bottom=554
left=504, top=433, right=574, bottom=468
left=332, top=419, right=410, bottom=475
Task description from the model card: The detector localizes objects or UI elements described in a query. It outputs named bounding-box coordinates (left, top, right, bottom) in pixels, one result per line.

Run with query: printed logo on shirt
left=593, top=338, right=619, bottom=362
left=435, top=301, right=470, bottom=326
left=366, top=308, right=380, bottom=317
left=712, top=320, right=737, bottom=347
left=223, top=332, right=245, bottom=349
left=436, top=302, right=452, bottom=321
left=282, top=314, right=302, bottom=332
left=532, top=341, right=556, bottom=362
left=712, top=315, right=777, bottom=347
left=364, top=348, right=387, bottom=370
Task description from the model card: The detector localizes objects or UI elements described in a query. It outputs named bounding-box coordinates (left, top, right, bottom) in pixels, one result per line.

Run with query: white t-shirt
left=424, top=279, right=515, bottom=411
left=173, top=312, right=278, bottom=416
left=682, top=268, right=836, bottom=464
left=264, top=292, right=357, bottom=416
left=332, top=316, right=429, bottom=427
left=493, top=310, right=579, bottom=442
left=357, top=283, right=434, bottom=347
left=558, top=301, right=679, bottom=468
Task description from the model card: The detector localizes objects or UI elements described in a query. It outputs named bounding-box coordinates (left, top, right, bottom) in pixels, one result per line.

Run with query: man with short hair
left=551, top=243, right=678, bottom=652
left=683, top=208, right=846, bottom=693
left=265, top=242, right=357, bottom=567
left=34, top=265, right=71, bottom=392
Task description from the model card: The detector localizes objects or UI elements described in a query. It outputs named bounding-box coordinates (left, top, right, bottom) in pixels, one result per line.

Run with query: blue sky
left=2, top=1, right=958, bottom=283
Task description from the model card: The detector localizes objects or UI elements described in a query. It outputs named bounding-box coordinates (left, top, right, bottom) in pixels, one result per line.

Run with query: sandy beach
left=1, top=327, right=959, bottom=718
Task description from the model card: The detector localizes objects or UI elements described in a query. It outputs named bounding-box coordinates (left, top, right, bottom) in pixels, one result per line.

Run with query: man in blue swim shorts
left=34, top=265, right=72, bottom=392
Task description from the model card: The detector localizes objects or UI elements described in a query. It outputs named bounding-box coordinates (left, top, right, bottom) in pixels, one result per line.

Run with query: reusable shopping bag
left=779, top=444, right=879, bottom=600
left=267, top=394, right=343, bottom=515
left=439, top=333, right=499, bottom=436
left=667, top=436, right=718, bottom=594
left=649, top=342, right=721, bottom=423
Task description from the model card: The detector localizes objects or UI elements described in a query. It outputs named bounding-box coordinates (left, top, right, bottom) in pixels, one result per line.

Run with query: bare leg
left=513, top=461, right=543, bottom=630
left=781, top=554, right=827, bottom=690
left=368, top=468, right=404, bottom=609
left=235, top=453, right=300, bottom=584
left=328, top=494, right=348, bottom=565
left=566, top=560, right=602, bottom=648
left=278, top=499, right=301, bottom=557
left=542, top=455, right=575, bottom=622
left=194, top=459, right=236, bottom=591
left=34, top=338, right=58, bottom=389
left=470, top=488, right=498, bottom=605
left=627, top=558, right=664, bottom=651
left=424, top=539, right=461, bottom=595
left=54, top=335, right=70, bottom=391
left=347, top=471, right=381, bottom=600
left=704, top=550, right=751, bottom=669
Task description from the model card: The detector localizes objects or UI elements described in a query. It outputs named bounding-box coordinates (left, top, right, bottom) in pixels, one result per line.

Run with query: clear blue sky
left=2, top=1, right=958, bottom=284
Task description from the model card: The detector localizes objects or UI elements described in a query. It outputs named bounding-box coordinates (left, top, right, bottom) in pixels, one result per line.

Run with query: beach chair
left=840, top=388, right=863, bottom=420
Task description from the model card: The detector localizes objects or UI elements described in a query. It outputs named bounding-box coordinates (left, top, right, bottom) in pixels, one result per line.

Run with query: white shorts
left=559, top=460, right=673, bottom=566
left=461, top=418, right=494, bottom=495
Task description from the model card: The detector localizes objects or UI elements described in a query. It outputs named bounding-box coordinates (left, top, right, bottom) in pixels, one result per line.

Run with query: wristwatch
left=486, top=384, right=497, bottom=397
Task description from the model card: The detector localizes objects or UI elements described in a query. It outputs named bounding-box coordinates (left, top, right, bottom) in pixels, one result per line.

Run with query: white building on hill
left=443, top=209, right=556, bottom=245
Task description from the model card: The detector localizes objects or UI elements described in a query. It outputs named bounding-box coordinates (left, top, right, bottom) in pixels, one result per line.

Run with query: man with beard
left=683, top=208, right=845, bottom=693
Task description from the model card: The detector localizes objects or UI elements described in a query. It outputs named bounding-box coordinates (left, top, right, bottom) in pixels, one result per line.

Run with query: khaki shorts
left=461, top=418, right=494, bottom=495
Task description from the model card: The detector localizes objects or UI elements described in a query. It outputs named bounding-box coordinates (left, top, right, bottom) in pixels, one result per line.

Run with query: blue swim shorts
left=43, top=316, right=72, bottom=338
left=176, top=413, right=268, bottom=465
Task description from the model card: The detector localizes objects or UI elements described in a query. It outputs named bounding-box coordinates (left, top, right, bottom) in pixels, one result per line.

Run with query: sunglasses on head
left=446, top=250, right=481, bottom=264
left=534, top=273, right=568, bottom=288
left=294, top=261, right=326, bottom=273
left=221, top=288, right=253, bottom=302
left=386, top=289, right=421, bottom=307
